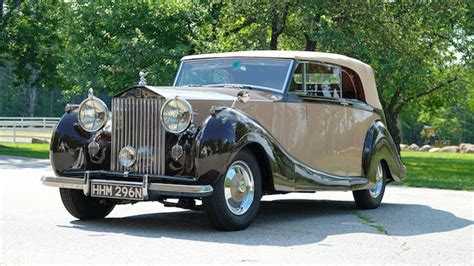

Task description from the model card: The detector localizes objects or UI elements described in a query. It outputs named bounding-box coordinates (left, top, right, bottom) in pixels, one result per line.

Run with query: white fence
left=0, top=117, right=60, bottom=143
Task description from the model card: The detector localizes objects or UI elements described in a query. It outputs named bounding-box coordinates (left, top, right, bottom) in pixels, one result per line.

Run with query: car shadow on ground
left=65, top=199, right=473, bottom=247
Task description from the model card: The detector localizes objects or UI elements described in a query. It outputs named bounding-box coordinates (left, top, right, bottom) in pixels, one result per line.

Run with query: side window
left=289, top=62, right=342, bottom=99
left=288, top=61, right=365, bottom=102
left=341, top=68, right=364, bottom=102
left=289, top=64, right=303, bottom=92
left=306, top=63, right=341, bottom=98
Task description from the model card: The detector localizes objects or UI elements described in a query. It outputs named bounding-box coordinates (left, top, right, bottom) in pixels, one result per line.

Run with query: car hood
left=113, top=85, right=282, bottom=126
left=114, top=85, right=281, bottom=102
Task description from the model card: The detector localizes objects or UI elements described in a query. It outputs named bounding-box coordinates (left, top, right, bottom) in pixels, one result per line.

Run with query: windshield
left=174, top=58, right=293, bottom=92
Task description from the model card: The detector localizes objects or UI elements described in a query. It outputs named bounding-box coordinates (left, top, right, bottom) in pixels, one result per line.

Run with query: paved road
left=0, top=156, right=472, bottom=264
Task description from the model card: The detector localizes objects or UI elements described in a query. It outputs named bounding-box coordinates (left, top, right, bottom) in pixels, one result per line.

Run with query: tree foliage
left=61, top=1, right=203, bottom=95
left=0, top=0, right=472, bottom=145
left=1, top=0, right=65, bottom=116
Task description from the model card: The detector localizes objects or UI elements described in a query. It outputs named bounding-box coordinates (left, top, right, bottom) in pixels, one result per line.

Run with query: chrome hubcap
left=224, top=161, right=255, bottom=216
left=369, top=163, right=384, bottom=198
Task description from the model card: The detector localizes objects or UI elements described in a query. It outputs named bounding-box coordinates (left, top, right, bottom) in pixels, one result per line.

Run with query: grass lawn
left=0, top=143, right=50, bottom=159
left=399, top=151, right=474, bottom=190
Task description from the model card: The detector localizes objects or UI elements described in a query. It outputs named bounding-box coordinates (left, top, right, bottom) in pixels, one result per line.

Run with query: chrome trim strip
left=143, top=174, right=149, bottom=200
left=172, top=61, right=183, bottom=86
left=283, top=59, right=296, bottom=94
left=41, top=176, right=213, bottom=197
left=149, top=183, right=214, bottom=195
left=302, top=62, right=307, bottom=95
left=111, top=99, right=116, bottom=171
left=83, top=171, right=90, bottom=195
left=41, top=176, right=85, bottom=190
left=154, top=99, right=158, bottom=174
left=91, top=179, right=143, bottom=186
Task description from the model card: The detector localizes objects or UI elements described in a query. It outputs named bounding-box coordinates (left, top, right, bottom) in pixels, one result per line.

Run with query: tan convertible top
left=182, top=51, right=382, bottom=109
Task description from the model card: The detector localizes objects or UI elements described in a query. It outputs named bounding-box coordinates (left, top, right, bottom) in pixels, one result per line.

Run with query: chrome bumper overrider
left=41, top=173, right=213, bottom=199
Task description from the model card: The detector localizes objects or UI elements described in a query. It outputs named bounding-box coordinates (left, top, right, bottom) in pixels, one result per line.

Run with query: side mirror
left=237, top=89, right=250, bottom=103
left=231, top=89, right=250, bottom=108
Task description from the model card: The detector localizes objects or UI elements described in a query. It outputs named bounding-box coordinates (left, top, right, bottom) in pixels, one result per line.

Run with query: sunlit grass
left=399, top=151, right=474, bottom=190
left=0, top=142, right=50, bottom=159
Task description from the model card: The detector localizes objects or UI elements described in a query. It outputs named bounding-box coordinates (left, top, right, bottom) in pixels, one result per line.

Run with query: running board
left=293, top=163, right=370, bottom=191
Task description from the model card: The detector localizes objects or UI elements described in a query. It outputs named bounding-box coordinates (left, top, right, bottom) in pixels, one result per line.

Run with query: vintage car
left=42, top=51, right=405, bottom=231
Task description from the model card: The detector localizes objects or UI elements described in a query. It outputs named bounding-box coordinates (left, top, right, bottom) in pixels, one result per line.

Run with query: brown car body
left=42, top=51, right=406, bottom=230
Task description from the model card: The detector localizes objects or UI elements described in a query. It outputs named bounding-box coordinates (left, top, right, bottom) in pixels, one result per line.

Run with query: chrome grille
left=111, top=97, right=165, bottom=175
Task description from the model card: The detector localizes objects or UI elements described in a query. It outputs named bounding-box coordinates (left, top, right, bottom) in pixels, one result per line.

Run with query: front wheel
left=59, top=188, right=115, bottom=220
left=353, top=162, right=387, bottom=209
left=203, top=149, right=262, bottom=231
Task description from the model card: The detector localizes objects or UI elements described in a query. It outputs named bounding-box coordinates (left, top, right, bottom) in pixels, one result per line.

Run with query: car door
left=337, top=66, right=381, bottom=177
left=343, top=99, right=379, bottom=177
left=283, top=62, right=349, bottom=181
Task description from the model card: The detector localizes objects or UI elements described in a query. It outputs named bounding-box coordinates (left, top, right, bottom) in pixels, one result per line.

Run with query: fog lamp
left=119, top=146, right=136, bottom=168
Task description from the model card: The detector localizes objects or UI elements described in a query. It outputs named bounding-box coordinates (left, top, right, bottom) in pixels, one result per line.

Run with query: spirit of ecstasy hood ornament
left=139, top=70, right=148, bottom=86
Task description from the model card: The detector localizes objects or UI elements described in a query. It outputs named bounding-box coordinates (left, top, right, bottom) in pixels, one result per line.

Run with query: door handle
left=340, top=101, right=349, bottom=106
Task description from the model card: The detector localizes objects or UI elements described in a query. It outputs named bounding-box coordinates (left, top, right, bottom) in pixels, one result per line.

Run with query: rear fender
left=362, top=120, right=406, bottom=183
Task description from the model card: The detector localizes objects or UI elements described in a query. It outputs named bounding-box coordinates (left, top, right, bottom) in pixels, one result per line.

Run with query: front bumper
left=41, top=172, right=213, bottom=199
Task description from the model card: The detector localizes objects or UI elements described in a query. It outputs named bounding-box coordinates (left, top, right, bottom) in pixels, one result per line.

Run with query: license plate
left=90, top=182, right=144, bottom=200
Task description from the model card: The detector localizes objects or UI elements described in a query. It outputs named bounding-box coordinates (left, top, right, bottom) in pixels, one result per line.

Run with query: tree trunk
left=49, top=90, right=53, bottom=116
left=384, top=109, right=401, bottom=154
left=306, top=13, right=321, bottom=51
left=269, top=1, right=290, bottom=50
left=304, top=37, right=316, bottom=51
left=269, top=32, right=279, bottom=50
left=1, top=0, right=4, bottom=17
left=383, top=76, right=459, bottom=153
left=24, top=63, right=38, bottom=116
left=27, top=86, right=37, bottom=117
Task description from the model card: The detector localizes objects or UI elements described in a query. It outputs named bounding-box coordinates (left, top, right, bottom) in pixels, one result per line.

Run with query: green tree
left=413, top=66, right=474, bottom=145
left=231, top=1, right=472, bottom=148
left=292, top=2, right=471, bottom=148
left=1, top=0, right=472, bottom=147
left=60, top=1, right=204, bottom=97
left=1, top=0, right=65, bottom=116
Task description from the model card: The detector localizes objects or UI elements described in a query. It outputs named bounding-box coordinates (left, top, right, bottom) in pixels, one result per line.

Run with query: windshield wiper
left=183, top=84, right=202, bottom=87
left=204, top=84, right=254, bottom=90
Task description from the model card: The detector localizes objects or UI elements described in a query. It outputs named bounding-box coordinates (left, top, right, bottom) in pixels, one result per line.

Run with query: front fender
left=50, top=110, right=110, bottom=176
left=193, top=107, right=295, bottom=190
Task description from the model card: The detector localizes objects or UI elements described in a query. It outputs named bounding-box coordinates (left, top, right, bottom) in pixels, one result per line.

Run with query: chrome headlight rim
left=77, top=96, right=110, bottom=133
left=160, top=97, right=193, bottom=134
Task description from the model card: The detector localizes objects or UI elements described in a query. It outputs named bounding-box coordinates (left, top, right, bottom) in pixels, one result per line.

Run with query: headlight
left=160, top=97, right=193, bottom=134
left=78, top=96, right=109, bottom=132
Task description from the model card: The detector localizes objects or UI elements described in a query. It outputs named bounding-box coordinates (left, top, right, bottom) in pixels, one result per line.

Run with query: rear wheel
left=203, top=149, right=262, bottom=231
left=353, top=162, right=386, bottom=209
left=59, top=188, right=115, bottom=220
